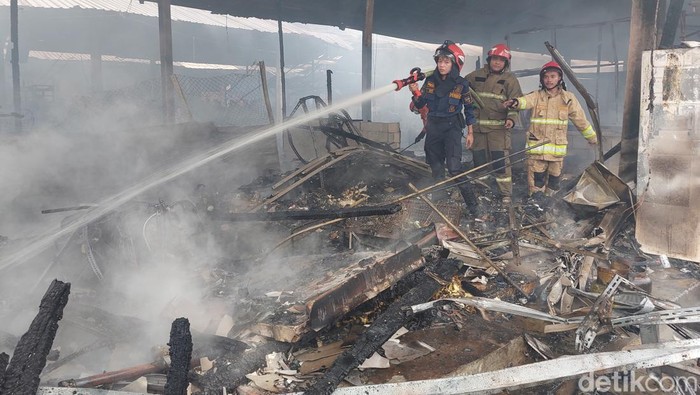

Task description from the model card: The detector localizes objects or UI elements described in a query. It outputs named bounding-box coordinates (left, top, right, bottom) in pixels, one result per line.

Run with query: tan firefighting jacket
left=514, top=88, right=597, bottom=161
left=465, top=65, right=522, bottom=132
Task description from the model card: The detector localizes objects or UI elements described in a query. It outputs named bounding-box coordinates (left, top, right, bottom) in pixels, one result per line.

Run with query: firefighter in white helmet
left=503, top=61, right=598, bottom=203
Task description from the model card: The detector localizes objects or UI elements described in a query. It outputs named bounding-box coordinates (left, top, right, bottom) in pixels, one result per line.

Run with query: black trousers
left=423, top=116, right=477, bottom=207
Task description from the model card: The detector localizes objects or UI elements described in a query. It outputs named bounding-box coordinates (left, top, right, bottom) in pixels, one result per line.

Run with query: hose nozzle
left=393, top=67, right=425, bottom=91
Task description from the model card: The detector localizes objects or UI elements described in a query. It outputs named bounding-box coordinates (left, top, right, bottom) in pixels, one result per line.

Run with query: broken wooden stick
left=396, top=140, right=549, bottom=204
left=520, top=230, right=608, bottom=260
left=210, top=203, right=401, bottom=222
left=266, top=197, right=368, bottom=255
left=304, top=258, right=461, bottom=395
left=164, top=318, right=193, bottom=395
left=408, top=184, right=530, bottom=299
left=59, top=362, right=166, bottom=388
left=2, top=279, right=70, bottom=395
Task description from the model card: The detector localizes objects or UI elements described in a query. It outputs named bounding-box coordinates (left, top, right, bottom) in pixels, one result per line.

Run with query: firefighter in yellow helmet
left=465, top=43, right=522, bottom=204
left=503, top=61, right=597, bottom=202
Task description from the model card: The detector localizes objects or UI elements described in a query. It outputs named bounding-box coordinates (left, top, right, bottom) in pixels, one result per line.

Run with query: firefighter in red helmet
left=465, top=43, right=522, bottom=205
left=407, top=40, right=486, bottom=220
left=503, top=61, right=597, bottom=204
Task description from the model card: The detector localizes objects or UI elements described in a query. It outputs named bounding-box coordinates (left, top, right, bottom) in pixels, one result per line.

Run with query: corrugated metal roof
left=0, top=0, right=352, bottom=50
left=28, top=50, right=284, bottom=72
left=0, top=0, right=481, bottom=55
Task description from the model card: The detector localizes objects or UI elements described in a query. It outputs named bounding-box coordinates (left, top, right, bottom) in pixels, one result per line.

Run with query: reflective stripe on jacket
left=515, top=88, right=597, bottom=161
left=412, top=68, right=476, bottom=125
left=465, top=65, right=522, bottom=132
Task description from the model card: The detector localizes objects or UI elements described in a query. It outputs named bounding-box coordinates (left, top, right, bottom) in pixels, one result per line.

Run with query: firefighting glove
left=414, top=130, right=426, bottom=144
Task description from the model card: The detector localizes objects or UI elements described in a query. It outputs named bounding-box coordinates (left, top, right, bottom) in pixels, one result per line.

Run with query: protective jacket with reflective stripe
left=515, top=88, right=597, bottom=161
left=465, top=65, right=522, bottom=132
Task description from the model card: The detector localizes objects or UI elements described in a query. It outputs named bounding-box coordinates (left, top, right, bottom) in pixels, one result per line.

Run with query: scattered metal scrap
left=2, top=124, right=698, bottom=395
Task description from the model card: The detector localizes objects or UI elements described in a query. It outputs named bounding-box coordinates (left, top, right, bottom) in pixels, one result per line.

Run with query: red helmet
left=540, top=61, right=563, bottom=76
left=433, top=40, right=465, bottom=72
left=487, top=44, right=511, bottom=61
left=540, top=61, right=564, bottom=88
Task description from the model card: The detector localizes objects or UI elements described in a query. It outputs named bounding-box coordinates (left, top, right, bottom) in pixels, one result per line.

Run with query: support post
left=90, top=52, right=103, bottom=94
left=595, top=25, right=602, bottom=102
left=610, top=23, right=620, bottom=116
left=361, top=0, right=374, bottom=121
left=326, top=69, right=333, bottom=105
left=277, top=1, right=287, bottom=119
left=660, top=0, right=685, bottom=48
left=259, top=61, right=275, bottom=124
left=10, top=0, right=21, bottom=133
left=619, top=0, right=660, bottom=183
left=158, top=0, right=175, bottom=124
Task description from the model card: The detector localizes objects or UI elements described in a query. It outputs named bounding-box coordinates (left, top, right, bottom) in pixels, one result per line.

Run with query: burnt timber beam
left=303, top=258, right=461, bottom=395
left=1, top=280, right=70, bottom=395
left=619, top=0, right=661, bottom=182
left=164, top=318, right=192, bottom=395
left=210, top=203, right=401, bottom=222
left=0, top=352, right=8, bottom=389
left=59, top=362, right=165, bottom=388
left=10, top=0, right=21, bottom=133
left=361, top=0, right=374, bottom=121
left=660, top=0, right=684, bottom=49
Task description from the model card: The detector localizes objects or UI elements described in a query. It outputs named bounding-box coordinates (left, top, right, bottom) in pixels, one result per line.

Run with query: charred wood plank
left=0, top=352, right=9, bottom=389
left=253, top=149, right=360, bottom=211
left=59, top=362, right=165, bottom=388
left=197, top=340, right=288, bottom=393
left=211, top=203, right=401, bottom=222
left=1, top=279, right=70, bottom=395
left=164, top=318, right=192, bottom=395
left=304, top=258, right=461, bottom=395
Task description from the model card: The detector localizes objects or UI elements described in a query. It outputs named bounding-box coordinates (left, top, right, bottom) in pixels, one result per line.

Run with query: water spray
left=0, top=84, right=401, bottom=272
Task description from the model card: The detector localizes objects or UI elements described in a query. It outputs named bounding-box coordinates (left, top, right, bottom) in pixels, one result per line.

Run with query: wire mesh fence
left=22, top=62, right=279, bottom=131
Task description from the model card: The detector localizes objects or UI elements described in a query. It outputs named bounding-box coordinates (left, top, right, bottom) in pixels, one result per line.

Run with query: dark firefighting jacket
left=465, top=65, right=522, bottom=132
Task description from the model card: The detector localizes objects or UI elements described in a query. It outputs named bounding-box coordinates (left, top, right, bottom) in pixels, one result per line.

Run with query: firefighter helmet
left=433, top=40, right=465, bottom=72
left=540, top=61, right=563, bottom=76
left=540, top=61, right=564, bottom=88
left=487, top=44, right=511, bottom=61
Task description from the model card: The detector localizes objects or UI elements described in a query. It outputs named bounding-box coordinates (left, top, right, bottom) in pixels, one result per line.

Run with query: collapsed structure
left=0, top=1, right=699, bottom=395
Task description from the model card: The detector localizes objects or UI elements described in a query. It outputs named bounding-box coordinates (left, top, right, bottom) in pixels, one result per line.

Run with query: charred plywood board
left=254, top=245, right=424, bottom=342
left=637, top=48, right=700, bottom=263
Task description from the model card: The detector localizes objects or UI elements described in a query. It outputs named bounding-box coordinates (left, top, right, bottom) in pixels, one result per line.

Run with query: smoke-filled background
left=0, top=0, right=643, bottom=384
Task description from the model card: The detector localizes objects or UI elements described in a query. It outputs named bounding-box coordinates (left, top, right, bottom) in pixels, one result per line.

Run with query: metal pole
left=158, top=0, right=174, bottom=124
left=361, top=0, right=374, bottom=121
left=259, top=61, right=275, bottom=124
left=277, top=1, right=287, bottom=118
left=595, top=25, right=602, bottom=103
left=619, top=0, right=659, bottom=182
left=326, top=69, right=333, bottom=105
left=610, top=23, right=620, bottom=116
left=10, top=0, right=21, bottom=133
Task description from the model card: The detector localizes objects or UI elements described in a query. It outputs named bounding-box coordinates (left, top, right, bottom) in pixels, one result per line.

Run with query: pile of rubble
left=1, top=145, right=699, bottom=395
